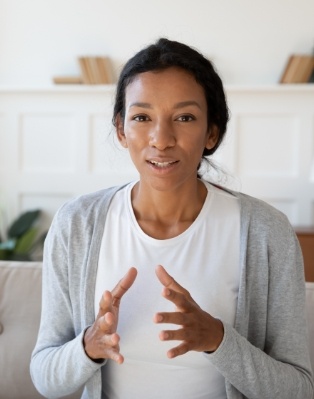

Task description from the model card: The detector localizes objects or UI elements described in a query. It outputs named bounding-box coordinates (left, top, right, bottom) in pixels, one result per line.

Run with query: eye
left=133, top=114, right=150, bottom=122
left=176, top=114, right=195, bottom=122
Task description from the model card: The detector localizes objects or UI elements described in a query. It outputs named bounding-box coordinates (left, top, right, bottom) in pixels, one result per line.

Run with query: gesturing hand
left=154, top=265, right=224, bottom=359
left=83, top=267, right=137, bottom=364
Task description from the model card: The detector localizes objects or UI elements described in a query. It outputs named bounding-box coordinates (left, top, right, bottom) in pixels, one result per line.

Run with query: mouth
left=147, top=160, right=179, bottom=168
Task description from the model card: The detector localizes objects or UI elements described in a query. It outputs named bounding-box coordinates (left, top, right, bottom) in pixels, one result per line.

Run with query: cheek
left=123, top=133, right=147, bottom=160
left=184, top=141, right=206, bottom=163
left=125, top=132, right=145, bottom=149
left=125, top=124, right=150, bottom=146
left=185, top=133, right=209, bottom=151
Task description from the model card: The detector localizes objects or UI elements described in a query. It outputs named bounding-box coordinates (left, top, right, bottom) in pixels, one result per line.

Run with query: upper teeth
left=150, top=160, right=175, bottom=167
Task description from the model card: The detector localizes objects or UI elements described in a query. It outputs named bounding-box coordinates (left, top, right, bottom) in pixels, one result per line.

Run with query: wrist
left=83, top=326, right=104, bottom=363
left=204, top=318, right=224, bottom=354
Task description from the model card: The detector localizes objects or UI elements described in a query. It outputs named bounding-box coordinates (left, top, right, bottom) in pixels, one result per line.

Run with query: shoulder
left=52, top=184, right=127, bottom=231
left=232, top=191, right=299, bottom=261
left=237, top=191, right=292, bottom=234
left=211, top=183, right=294, bottom=239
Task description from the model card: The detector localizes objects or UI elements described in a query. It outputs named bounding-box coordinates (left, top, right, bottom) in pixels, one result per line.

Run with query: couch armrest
left=0, top=261, right=82, bottom=399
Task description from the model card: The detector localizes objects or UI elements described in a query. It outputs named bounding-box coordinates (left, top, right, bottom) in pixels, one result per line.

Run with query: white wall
left=1, top=0, right=314, bottom=234
left=1, top=86, right=314, bottom=232
left=1, top=0, right=313, bottom=86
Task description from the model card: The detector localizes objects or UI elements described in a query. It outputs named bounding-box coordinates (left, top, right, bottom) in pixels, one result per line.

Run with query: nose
left=149, top=120, right=176, bottom=150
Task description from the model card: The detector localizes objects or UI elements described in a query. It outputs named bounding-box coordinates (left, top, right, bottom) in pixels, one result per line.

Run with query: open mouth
left=148, top=160, right=179, bottom=168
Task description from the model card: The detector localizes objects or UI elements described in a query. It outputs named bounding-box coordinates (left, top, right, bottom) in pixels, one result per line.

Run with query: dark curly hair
left=113, top=38, right=229, bottom=158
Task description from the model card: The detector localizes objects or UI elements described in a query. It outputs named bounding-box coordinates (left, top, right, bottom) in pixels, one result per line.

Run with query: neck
left=131, top=179, right=208, bottom=239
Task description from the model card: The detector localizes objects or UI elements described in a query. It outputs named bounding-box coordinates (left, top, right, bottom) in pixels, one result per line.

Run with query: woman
left=31, top=38, right=313, bottom=399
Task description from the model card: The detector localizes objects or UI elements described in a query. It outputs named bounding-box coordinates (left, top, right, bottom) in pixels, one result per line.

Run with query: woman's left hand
left=154, top=265, right=224, bottom=359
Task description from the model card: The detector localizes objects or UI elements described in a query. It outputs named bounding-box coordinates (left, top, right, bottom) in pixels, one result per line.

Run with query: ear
left=205, top=125, right=219, bottom=150
left=116, top=115, right=128, bottom=148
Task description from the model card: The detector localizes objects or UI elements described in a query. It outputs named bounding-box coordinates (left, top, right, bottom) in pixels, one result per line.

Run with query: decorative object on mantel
left=53, top=76, right=83, bottom=84
left=53, top=56, right=114, bottom=85
left=78, top=56, right=114, bottom=84
left=280, top=54, right=314, bottom=84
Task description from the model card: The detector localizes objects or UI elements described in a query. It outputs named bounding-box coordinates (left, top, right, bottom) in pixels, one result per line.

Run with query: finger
left=155, top=265, right=190, bottom=297
left=167, top=342, right=189, bottom=359
left=153, top=311, right=186, bottom=325
left=104, top=311, right=115, bottom=326
left=111, top=267, right=138, bottom=306
left=161, top=287, right=196, bottom=311
left=104, top=331, right=121, bottom=348
left=159, top=328, right=186, bottom=341
left=101, top=334, right=125, bottom=364
left=103, top=343, right=124, bottom=364
left=108, top=350, right=125, bottom=364
left=98, top=290, right=114, bottom=316
left=97, top=312, right=116, bottom=332
left=83, top=326, right=123, bottom=362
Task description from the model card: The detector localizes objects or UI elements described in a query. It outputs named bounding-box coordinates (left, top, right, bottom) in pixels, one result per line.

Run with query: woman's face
left=117, top=67, right=218, bottom=192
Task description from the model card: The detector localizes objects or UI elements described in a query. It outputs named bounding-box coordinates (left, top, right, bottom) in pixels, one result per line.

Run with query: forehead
left=125, top=67, right=206, bottom=104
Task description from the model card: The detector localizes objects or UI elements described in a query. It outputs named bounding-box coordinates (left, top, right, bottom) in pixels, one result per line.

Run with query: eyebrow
left=129, top=102, right=152, bottom=109
left=129, top=100, right=202, bottom=110
left=173, top=101, right=202, bottom=110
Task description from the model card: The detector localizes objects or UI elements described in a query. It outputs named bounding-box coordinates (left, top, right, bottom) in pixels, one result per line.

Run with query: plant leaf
left=8, top=210, right=41, bottom=239
left=29, top=230, right=48, bottom=253
left=0, top=239, right=16, bottom=250
left=0, top=249, right=10, bottom=260
left=14, top=227, right=38, bottom=254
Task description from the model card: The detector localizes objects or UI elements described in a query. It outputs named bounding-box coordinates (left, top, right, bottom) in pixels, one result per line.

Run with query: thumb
left=111, top=267, right=138, bottom=307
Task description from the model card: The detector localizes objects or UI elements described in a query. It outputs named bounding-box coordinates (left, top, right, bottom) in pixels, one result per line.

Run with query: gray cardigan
left=30, top=184, right=314, bottom=399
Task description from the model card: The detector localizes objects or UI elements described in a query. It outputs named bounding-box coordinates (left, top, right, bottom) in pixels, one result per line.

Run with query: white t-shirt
left=95, top=181, right=240, bottom=399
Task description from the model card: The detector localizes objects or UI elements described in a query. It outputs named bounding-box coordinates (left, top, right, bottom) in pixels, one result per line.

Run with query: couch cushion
left=0, top=261, right=81, bottom=399
left=0, top=261, right=44, bottom=399
left=306, top=282, right=314, bottom=374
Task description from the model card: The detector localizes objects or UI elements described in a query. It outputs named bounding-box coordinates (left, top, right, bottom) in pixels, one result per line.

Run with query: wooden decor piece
left=53, top=56, right=114, bottom=85
left=77, top=56, right=114, bottom=84
left=53, top=76, right=83, bottom=84
left=280, top=55, right=314, bottom=84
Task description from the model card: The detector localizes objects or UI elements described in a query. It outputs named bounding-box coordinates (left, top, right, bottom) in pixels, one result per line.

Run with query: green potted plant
left=0, top=210, right=47, bottom=261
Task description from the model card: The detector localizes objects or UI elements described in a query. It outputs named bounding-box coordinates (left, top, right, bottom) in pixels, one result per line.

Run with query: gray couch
left=0, top=261, right=81, bottom=399
left=0, top=260, right=313, bottom=399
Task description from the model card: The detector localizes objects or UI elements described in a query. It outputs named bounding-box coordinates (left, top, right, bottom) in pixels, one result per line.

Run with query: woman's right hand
left=83, top=267, right=137, bottom=364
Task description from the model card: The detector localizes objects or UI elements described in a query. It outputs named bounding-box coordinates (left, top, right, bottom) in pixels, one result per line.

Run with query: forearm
left=207, top=323, right=313, bottom=399
left=30, top=330, right=104, bottom=398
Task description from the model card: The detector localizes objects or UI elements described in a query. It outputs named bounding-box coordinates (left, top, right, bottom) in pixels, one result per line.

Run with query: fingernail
left=156, top=314, right=163, bottom=322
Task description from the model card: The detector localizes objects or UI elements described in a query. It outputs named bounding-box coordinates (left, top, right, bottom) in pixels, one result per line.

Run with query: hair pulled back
left=113, top=38, right=229, bottom=157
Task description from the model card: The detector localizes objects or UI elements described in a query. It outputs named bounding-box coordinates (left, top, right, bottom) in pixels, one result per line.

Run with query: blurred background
left=0, top=0, right=313, bottom=263
left=0, top=0, right=313, bottom=86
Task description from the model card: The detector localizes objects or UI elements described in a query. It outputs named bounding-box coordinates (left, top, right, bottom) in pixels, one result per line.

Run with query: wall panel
left=1, top=85, right=313, bottom=232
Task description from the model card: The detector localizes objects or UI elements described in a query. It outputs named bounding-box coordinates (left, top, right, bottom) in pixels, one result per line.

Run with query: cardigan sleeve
left=207, top=201, right=313, bottom=399
left=30, top=203, right=104, bottom=398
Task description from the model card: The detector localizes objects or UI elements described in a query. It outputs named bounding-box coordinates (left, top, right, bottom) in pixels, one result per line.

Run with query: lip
left=146, top=158, right=179, bottom=173
left=148, top=157, right=179, bottom=163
